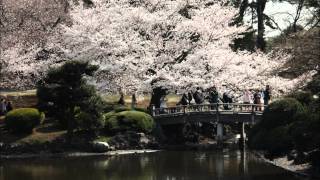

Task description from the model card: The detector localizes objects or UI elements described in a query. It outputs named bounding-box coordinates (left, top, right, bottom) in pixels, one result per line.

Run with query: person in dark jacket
left=187, top=92, right=193, bottom=105
left=254, top=90, right=262, bottom=111
left=178, top=93, right=189, bottom=106
left=223, top=91, right=233, bottom=110
left=208, top=86, right=219, bottom=110
left=193, top=87, right=204, bottom=104
left=6, top=101, right=13, bottom=113
left=131, top=93, right=137, bottom=109
left=193, top=87, right=204, bottom=111
left=263, top=85, right=272, bottom=105
left=118, top=92, right=125, bottom=105
left=0, top=98, right=6, bottom=116
left=209, top=86, right=219, bottom=103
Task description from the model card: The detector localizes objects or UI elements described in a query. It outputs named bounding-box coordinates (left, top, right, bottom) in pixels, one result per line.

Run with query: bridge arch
left=151, top=103, right=266, bottom=146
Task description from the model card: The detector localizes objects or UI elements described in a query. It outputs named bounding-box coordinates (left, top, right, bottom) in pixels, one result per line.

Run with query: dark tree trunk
left=239, top=0, right=249, bottom=22
left=149, top=87, right=167, bottom=108
left=66, top=108, right=75, bottom=144
left=256, top=0, right=267, bottom=51
left=293, top=0, right=304, bottom=33
left=232, top=0, right=249, bottom=25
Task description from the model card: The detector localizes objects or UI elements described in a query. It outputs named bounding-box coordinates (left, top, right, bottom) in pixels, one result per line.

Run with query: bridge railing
left=151, top=103, right=267, bottom=117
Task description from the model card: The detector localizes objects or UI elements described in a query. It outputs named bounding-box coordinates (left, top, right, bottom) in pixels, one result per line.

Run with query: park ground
left=0, top=90, right=180, bottom=146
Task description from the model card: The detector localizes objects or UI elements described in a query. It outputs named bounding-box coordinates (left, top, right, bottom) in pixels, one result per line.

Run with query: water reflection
left=0, top=151, right=306, bottom=180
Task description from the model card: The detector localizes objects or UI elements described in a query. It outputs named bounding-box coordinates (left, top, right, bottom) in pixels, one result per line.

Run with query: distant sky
left=244, top=1, right=315, bottom=38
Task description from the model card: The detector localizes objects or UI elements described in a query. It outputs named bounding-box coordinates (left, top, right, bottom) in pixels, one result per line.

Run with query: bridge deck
left=151, top=103, right=265, bottom=125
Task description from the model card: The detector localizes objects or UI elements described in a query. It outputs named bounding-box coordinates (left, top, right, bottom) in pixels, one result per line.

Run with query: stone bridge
left=151, top=103, right=266, bottom=144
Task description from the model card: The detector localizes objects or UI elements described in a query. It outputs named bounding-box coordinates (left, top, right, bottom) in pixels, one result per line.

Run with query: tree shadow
left=0, top=124, right=30, bottom=143
left=36, top=121, right=63, bottom=133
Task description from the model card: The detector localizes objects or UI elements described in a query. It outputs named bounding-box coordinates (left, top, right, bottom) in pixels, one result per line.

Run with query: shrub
left=114, top=106, right=131, bottom=113
left=113, top=106, right=149, bottom=114
left=5, top=108, right=45, bottom=133
left=289, top=114, right=320, bottom=153
left=104, top=110, right=154, bottom=133
left=288, top=91, right=313, bottom=106
left=249, top=96, right=320, bottom=166
left=248, top=128, right=268, bottom=150
left=265, top=126, right=293, bottom=156
left=75, top=110, right=103, bottom=131
left=249, top=98, right=305, bottom=157
left=261, top=98, right=306, bottom=130
left=249, top=125, right=293, bottom=157
left=134, top=107, right=149, bottom=114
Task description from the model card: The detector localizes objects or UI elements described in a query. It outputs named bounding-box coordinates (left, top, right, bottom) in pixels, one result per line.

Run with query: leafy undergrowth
left=0, top=121, right=66, bottom=145
left=94, top=136, right=112, bottom=143
left=104, top=110, right=155, bottom=133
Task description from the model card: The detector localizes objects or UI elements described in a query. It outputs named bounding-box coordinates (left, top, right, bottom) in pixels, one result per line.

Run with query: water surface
left=0, top=151, right=306, bottom=180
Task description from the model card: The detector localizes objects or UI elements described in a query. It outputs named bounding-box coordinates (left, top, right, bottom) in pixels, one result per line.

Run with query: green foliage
left=37, top=60, right=104, bottom=133
left=266, top=126, right=293, bottom=155
left=249, top=96, right=320, bottom=167
left=114, top=106, right=131, bottom=113
left=134, top=107, right=149, bottom=114
left=249, top=98, right=305, bottom=156
left=288, top=91, right=313, bottom=105
left=306, top=73, right=320, bottom=94
left=114, top=106, right=149, bottom=113
left=261, top=98, right=306, bottom=130
left=249, top=124, right=293, bottom=155
left=104, top=110, right=155, bottom=133
left=5, top=108, right=45, bottom=133
left=248, top=128, right=268, bottom=150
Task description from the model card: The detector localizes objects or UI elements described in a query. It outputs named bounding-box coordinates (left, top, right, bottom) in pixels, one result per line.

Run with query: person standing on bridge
left=187, top=91, right=193, bottom=105
left=208, top=86, right=219, bottom=110
left=177, top=93, right=188, bottom=113
left=178, top=93, right=189, bottom=106
left=260, top=89, right=265, bottom=110
left=193, top=87, right=204, bottom=111
left=242, top=89, right=252, bottom=111
left=223, top=91, right=233, bottom=110
left=159, top=96, right=167, bottom=114
left=253, top=90, right=262, bottom=111
left=263, top=85, right=272, bottom=105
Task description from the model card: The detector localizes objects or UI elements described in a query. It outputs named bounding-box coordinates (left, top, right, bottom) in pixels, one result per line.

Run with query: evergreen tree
left=37, top=60, right=104, bottom=141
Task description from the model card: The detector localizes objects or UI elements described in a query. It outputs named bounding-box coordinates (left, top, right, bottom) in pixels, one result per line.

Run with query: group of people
left=172, top=85, right=272, bottom=110
left=118, top=92, right=138, bottom=108
left=242, top=85, right=272, bottom=110
left=0, top=98, right=13, bottom=116
left=177, top=86, right=219, bottom=106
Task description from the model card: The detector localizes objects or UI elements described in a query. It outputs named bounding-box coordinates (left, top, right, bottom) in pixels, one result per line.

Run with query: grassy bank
left=0, top=89, right=181, bottom=152
left=0, top=89, right=181, bottom=109
left=0, top=90, right=38, bottom=109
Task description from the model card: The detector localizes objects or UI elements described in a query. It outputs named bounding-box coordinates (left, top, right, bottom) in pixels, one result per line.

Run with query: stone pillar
left=217, top=123, right=223, bottom=143
left=240, top=149, right=248, bottom=174
left=251, top=107, right=255, bottom=123
left=239, top=122, right=246, bottom=150
left=151, top=104, right=156, bottom=116
left=155, top=123, right=166, bottom=142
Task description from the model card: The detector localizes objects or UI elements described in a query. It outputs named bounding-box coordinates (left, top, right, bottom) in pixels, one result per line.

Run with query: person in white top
left=242, top=89, right=252, bottom=111
left=0, top=98, right=7, bottom=116
left=160, top=96, right=167, bottom=113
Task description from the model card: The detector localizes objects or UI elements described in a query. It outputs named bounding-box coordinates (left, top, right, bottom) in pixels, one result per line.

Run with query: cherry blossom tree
left=0, top=0, right=316, bottom=99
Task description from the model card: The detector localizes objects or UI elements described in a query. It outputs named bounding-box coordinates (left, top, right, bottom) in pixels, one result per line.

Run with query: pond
left=0, top=150, right=306, bottom=180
